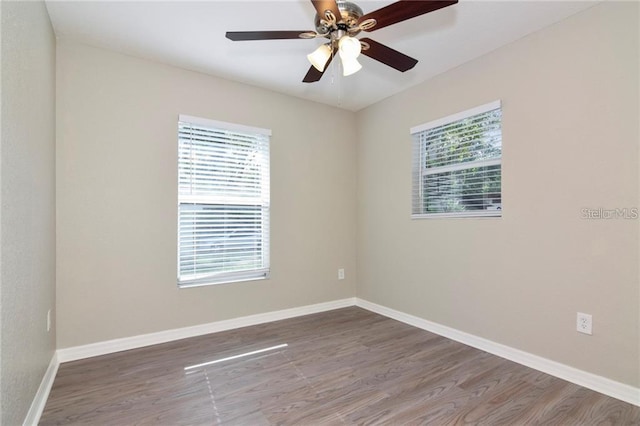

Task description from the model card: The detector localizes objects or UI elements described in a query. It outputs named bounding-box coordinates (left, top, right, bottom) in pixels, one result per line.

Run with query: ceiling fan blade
left=360, top=38, right=418, bottom=72
left=225, top=31, right=312, bottom=41
left=303, top=65, right=324, bottom=83
left=310, top=0, right=342, bottom=22
left=358, top=0, right=457, bottom=32
left=303, top=47, right=337, bottom=83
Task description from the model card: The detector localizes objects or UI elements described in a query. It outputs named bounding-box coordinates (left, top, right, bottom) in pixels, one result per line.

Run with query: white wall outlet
left=47, top=309, right=51, bottom=332
left=338, top=268, right=345, bottom=280
left=577, top=312, right=592, bottom=335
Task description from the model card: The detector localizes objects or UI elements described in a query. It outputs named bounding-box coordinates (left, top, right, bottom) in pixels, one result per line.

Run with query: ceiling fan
left=226, top=0, right=458, bottom=83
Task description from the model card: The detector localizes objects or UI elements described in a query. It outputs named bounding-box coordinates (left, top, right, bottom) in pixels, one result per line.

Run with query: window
left=178, top=115, right=270, bottom=287
left=411, top=101, right=502, bottom=218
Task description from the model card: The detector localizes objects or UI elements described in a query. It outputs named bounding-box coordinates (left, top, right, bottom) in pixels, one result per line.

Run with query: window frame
left=177, top=114, right=271, bottom=288
left=410, top=100, right=502, bottom=219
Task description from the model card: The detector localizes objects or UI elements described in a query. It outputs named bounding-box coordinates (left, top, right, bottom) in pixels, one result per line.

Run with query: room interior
left=1, top=0, right=639, bottom=424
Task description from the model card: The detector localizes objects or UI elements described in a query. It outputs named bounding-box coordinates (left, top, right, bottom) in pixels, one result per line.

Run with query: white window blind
left=411, top=101, right=502, bottom=218
left=178, top=115, right=270, bottom=287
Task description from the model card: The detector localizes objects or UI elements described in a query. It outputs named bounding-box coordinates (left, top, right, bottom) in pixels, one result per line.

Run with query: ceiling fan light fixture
left=341, top=56, right=362, bottom=76
left=307, top=44, right=332, bottom=72
left=338, top=35, right=362, bottom=76
left=338, top=35, right=361, bottom=59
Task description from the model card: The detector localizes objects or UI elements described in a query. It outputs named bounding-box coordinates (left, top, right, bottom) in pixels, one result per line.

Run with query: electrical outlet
left=338, top=268, right=345, bottom=280
left=47, top=309, right=51, bottom=332
left=577, top=312, right=592, bottom=335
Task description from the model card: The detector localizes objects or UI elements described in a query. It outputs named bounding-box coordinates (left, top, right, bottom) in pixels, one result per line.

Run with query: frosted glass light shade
left=338, top=36, right=362, bottom=76
left=338, top=36, right=361, bottom=59
left=307, top=44, right=332, bottom=72
left=340, top=56, right=362, bottom=76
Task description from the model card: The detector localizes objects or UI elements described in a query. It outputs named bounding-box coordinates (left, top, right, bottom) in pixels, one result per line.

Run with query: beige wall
left=56, top=40, right=357, bottom=348
left=1, top=1, right=57, bottom=424
left=356, top=2, right=639, bottom=387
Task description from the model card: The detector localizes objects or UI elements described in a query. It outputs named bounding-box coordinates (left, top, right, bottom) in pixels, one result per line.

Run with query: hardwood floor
left=41, top=307, right=640, bottom=425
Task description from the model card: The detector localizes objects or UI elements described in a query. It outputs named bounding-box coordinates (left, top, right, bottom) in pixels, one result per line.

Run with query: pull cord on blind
left=178, top=115, right=270, bottom=287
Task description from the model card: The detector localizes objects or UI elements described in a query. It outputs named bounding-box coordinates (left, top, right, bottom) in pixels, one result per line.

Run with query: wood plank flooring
left=40, top=307, right=640, bottom=425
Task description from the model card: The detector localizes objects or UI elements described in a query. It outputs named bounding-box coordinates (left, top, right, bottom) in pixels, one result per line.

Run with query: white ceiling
left=45, top=0, right=598, bottom=111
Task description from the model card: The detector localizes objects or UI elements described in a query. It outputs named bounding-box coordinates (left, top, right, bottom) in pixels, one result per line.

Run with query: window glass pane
left=422, top=109, right=502, bottom=168
left=422, top=165, right=501, bottom=213
left=179, top=203, right=266, bottom=279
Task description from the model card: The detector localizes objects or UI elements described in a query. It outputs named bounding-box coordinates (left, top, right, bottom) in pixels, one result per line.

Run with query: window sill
left=178, top=271, right=270, bottom=289
left=411, top=211, right=502, bottom=219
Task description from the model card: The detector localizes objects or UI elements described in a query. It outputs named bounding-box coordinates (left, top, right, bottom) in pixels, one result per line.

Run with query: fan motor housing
left=314, top=1, right=363, bottom=36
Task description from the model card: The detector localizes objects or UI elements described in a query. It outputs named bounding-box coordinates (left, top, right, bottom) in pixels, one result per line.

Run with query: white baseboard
left=57, top=298, right=356, bottom=363
left=355, top=298, right=640, bottom=407
left=23, top=352, right=59, bottom=426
